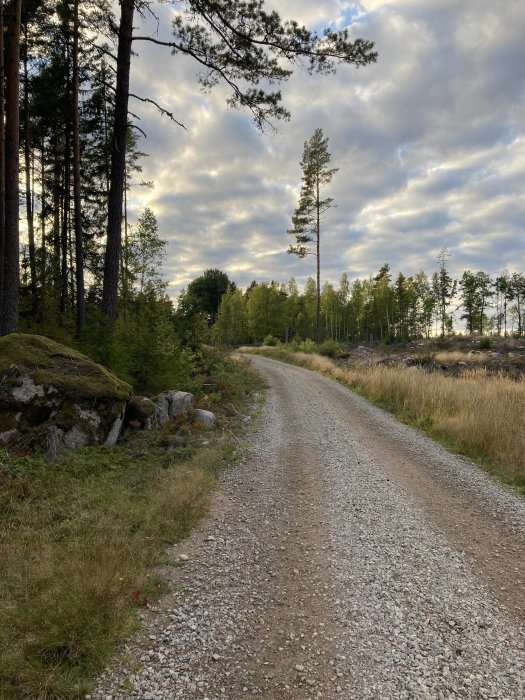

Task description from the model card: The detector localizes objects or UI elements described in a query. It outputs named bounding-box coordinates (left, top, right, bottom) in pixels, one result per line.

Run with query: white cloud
left=125, top=0, right=525, bottom=298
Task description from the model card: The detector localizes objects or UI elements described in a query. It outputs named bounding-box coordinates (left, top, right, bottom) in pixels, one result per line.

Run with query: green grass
left=0, top=351, right=264, bottom=699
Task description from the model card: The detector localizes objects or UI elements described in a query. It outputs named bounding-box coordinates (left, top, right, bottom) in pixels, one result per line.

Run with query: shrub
left=479, top=337, right=491, bottom=350
left=299, top=338, right=317, bottom=353
left=319, top=339, right=344, bottom=358
left=263, top=334, right=279, bottom=346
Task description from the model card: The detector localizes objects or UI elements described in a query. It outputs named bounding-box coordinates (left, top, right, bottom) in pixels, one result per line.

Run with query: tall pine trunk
left=60, top=128, right=71, bottom=314
left=102, top=0, right=134, bottom=323
left=23, top=26, right=36, bottom=301
left=52, top=134, right=61, bottom=295
left=39, top=138, right=47, bottom=328
left=72, top=0, right=85, bottom=332
left=0, top=4, right=5, bottom=317
left=2, top=0, right=22, bottom=335
left=315, top=179, right=321, bottom=345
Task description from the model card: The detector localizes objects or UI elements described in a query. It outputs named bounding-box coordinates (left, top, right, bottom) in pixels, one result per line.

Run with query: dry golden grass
left=434, top=351, right=488, bottom=363
left=245, top=347, right=525, bottom=491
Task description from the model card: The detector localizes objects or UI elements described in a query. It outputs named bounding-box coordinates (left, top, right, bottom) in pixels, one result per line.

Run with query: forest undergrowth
left=0, top=352, right=264, bottom=699
left=244, top=346, right=525, bottom=494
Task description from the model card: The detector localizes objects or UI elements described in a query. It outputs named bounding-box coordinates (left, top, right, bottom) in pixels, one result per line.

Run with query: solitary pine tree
left=434, top=248, right=457, bottom=338
left=288, top=128, right=338, bottom=345
left=100, top=0, right=377, bottom=324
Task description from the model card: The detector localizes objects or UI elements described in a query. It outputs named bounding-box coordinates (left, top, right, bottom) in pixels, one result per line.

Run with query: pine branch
left=129, top=93, right=187, bottom=129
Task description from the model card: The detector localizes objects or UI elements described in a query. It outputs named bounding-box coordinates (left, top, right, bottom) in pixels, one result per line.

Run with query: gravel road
left=92, top=354, right=525, bottom=699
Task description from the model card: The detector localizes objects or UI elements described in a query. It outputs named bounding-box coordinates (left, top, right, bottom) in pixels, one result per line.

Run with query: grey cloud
left=125, top=0, right=525, bottom=300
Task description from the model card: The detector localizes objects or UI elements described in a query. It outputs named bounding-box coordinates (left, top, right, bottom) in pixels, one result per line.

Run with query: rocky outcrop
left=151, top=390, right=194, bottom=427
left=149, top=391, right=218, bottom=430
left=0, top=334, right=132, bottom=454
left=0, top=335, right=221, bottom=454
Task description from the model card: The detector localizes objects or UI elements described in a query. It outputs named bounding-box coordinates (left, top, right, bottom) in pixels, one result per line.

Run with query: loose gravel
left=92, top=355, right=525, bottom=699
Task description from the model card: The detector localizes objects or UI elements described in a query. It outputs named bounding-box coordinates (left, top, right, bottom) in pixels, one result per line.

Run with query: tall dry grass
left=434, top=351, right=488, bottom=363
left=246, top=348, right=525, bottom=490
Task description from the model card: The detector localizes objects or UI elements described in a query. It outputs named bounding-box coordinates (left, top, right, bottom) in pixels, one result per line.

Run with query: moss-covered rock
left=126, top=396, right=156, bottom=427
left=0, top=334, right=132, bottom=452
left=0, top=334, right=131, bottom=400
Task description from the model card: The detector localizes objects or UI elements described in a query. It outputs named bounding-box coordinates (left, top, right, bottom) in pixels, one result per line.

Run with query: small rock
left=194, top=408, right=216, bottom=428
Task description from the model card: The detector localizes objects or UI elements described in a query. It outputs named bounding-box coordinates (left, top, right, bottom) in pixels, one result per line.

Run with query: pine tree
left=1, top=0, right=22, bottom=335
left=435, top=248, right=457, bottom=338
left=287, top=128, right=338, bottom=344
left=127, top=207, right=166, bottom=295
left=99, top=1, right=377, bottom=324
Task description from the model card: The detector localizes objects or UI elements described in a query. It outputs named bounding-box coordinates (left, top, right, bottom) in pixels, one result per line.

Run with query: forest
left=0, top=1, right=521, bottom=381
left=179, top=260, right=525, bottom=349
left=0, top=0, right=380, bottom=393
left=0, top=0, right=177, bottom=388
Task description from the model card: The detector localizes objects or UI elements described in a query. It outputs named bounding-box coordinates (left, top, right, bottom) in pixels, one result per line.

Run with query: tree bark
left=2, top=0, right=22, bottom=335
left=102, top=0, right=134, bottom=323
left=60, top=119, right=71, bottom=314
left=315, top=179, right=321, bottom=345
left=72, top=0, right=85, bottom=332
left=0, top=3, right=5, bottom=319
left=39, top=138, right=47, bottom=328
left=23, top=24, right=36, bottom=300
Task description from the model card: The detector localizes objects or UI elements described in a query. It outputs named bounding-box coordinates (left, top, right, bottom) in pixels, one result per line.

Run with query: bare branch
left=129, top=93, right=187, bottom=130
left=130, top=123, right=147, bottom=138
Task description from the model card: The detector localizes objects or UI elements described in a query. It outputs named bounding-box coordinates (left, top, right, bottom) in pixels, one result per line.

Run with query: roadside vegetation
left=243, top=344, right=525, bottom=494
left=0, top=351, right=263, bottom=699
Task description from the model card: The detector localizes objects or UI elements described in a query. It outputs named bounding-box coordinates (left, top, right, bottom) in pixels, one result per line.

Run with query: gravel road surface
left=93, top=355, right=525, bottom=699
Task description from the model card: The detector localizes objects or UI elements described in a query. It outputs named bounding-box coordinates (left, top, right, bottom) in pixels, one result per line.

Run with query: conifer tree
left=287, top=128, right=338, bottom=344
left=434, top=248, right=457, bottom=338
left=1, top=0, right=22, bottom=335
left=99, top=0, right=377, bottom=324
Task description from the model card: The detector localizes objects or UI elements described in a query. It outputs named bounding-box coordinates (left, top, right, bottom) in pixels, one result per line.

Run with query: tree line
left=180, top=258, right=525, bottom=347
left=0, top=0, right=377, bottom=343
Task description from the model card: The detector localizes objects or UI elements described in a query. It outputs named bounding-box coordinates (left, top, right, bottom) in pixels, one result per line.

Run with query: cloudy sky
left=128, top=0, right=525, bottom=300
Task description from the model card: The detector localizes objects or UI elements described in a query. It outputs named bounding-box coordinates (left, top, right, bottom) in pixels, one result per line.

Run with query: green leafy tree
left=214, top=287, right=248, bottom=346
left=283, top=277, right=300, bottom=343
left=295, top=276, right=317, bottom=340
left=246, top=282, right=287, bottom=342
left=287, top=128, right=338, bottom=344
left=509, top=272, right=525, bottom=337
left=459, top=270, right=493, bottom=334
left=412, top=271, right=436, bottom=338
left=321, top=282, right=342, bottom=340
left=178, top=268, right=235, bottom=325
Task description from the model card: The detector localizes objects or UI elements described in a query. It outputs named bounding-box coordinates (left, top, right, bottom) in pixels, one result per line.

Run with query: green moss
left=0, top=334, right=132, bottom=402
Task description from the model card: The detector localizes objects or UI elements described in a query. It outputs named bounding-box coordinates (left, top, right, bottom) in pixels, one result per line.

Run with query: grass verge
left=243, top=347, right=525, bottom=494
left=0, top=352, right=264, bottom=699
